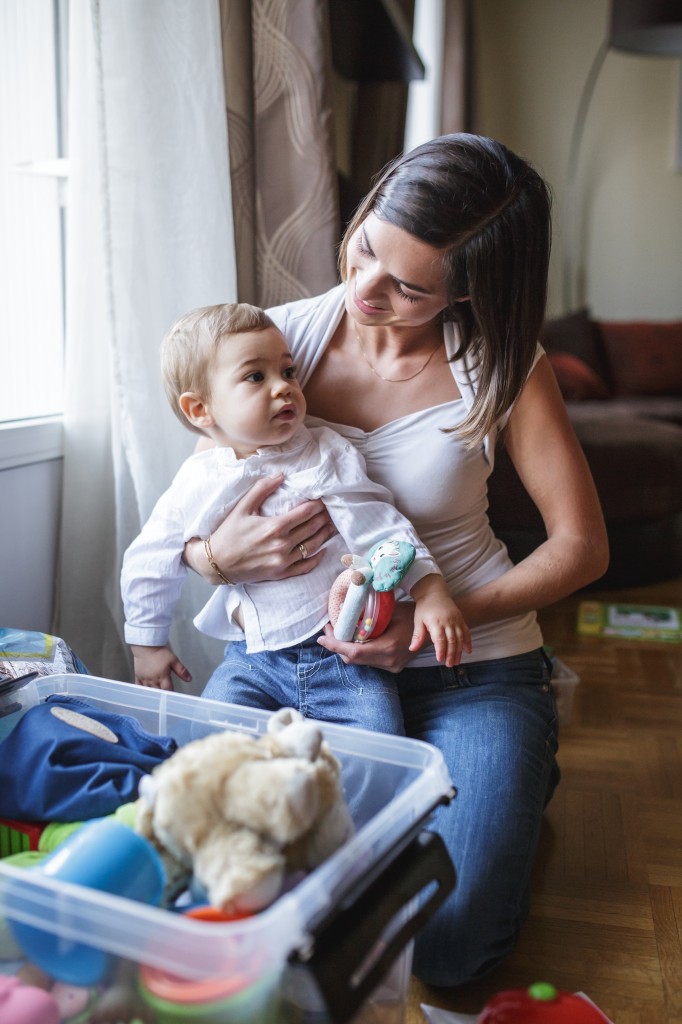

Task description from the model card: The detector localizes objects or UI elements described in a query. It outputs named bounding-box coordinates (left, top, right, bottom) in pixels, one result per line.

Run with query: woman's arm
left=318, top=355, right=609, bottom=670
left=456, top=354, right=609, bottom=628
left=183, top=472, right=337, bottom=584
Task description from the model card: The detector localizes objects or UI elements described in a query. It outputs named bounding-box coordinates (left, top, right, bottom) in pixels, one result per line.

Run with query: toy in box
left=0, top=674, right=456, bottom=1023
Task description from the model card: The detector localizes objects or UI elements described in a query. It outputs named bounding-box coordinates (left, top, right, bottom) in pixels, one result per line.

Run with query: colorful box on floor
left=577, top=601, right=682, bottom=642
left=0, top=674, right=455, bottom=1024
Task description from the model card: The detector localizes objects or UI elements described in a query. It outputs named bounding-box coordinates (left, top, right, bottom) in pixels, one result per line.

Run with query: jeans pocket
left=334, top=657, right=397, bottom=696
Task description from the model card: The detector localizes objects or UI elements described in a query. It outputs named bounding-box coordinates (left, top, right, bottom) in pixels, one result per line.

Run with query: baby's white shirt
left=121, top=424, right=439, bottom=653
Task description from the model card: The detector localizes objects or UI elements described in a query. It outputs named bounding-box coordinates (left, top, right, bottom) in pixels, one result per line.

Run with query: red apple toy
left=478, top=982, right=610, bottom=1023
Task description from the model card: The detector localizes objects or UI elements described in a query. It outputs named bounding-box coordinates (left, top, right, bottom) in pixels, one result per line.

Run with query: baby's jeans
left=201, top=633, right=405, bottom=735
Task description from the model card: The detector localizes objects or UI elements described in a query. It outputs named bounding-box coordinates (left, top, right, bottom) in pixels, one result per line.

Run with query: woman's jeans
left=202, top=643, right=559, bottom=989
left=397, top=649, right=560, bottom=987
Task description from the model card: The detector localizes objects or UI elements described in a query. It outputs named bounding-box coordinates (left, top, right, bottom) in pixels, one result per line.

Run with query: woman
left=185, top=134, right=608, bottom=987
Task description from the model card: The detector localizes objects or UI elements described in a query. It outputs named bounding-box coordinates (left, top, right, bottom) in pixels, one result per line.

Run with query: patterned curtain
left=219, top=0, right=340, bottom=307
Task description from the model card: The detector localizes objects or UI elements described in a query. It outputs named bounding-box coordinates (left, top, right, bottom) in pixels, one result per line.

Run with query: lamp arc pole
left=562, top=39, right=610, bottom=313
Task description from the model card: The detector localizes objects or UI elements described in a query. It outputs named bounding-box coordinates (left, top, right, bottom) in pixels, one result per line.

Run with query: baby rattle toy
left=328, top=539, right=415, bottom=642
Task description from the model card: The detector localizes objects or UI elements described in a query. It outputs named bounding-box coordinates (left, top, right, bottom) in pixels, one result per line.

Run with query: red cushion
left=600, top=321, right=682, bottom=396
left=541, top=309, right=612, bottom=386
left=547, top=351, right=610, bottom=401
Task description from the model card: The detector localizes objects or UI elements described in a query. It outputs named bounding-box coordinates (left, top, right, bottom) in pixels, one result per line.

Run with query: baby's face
left=206, top=327, right=306, bottom=457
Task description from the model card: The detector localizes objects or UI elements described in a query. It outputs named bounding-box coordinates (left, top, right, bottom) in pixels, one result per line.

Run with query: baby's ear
left=179, top=391, right=213, bottom=428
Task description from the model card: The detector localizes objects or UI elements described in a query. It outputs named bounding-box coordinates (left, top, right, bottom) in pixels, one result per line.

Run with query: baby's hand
left=408, top=574, right=472, bottom=668
left=130, top=644, right=192, bottom=691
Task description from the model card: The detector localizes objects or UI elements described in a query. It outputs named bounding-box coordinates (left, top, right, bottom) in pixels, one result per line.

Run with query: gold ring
left=298, top=542, right=308, bottom=560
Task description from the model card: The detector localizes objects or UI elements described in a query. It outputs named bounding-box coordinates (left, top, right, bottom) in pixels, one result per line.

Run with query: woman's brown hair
left=338, top=134, right=552, bottom=447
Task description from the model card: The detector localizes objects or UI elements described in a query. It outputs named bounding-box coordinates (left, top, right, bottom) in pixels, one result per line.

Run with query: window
left=0, top=0, right=68, bottom=426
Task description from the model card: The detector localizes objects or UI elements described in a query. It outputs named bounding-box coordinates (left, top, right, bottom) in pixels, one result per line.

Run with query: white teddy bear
left=135, top=708, right=354, bottom=914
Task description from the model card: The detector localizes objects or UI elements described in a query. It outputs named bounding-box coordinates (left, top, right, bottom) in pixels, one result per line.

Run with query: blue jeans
left=201, top=634, right=405, bottom=735
left=397, top=648, right=560, bottom=987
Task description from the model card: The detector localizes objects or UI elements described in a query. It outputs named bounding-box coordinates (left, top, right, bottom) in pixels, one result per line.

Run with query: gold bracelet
left=204, top=536, right=234, bottom=586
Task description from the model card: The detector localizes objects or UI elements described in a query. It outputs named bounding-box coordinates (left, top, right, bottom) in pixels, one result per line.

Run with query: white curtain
left=56, top=0, right=234, bottom=689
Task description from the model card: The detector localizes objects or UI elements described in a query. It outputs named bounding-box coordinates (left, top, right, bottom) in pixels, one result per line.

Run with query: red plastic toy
left=0, top=817, right=45, bottom=856
left=478, top=982, right=609, bottom=1023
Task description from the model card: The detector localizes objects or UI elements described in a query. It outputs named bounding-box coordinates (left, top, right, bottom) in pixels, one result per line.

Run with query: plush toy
left=328, top=538, right=416, bottom=642
left=135, top=708, right=354, bottom=914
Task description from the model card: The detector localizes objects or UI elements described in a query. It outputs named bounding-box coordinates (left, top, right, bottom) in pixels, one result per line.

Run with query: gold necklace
left=355, top=326, right=442, bottom=383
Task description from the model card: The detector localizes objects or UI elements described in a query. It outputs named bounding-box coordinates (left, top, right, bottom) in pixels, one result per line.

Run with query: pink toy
left=478, top=982, right=610, bottom=1023
left=0, top=975, right=60, bottom=1024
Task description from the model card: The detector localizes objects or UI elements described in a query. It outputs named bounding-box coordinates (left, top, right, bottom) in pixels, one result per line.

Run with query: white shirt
left=267, top=285, right=544, bottom=666
left=121, top=424, right=440, bottom=653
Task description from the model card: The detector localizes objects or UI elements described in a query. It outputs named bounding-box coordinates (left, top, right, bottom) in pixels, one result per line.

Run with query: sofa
left=487, top=310, right=682, bottom=588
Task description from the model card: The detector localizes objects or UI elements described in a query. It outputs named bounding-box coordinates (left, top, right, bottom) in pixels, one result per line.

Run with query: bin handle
left=296, top=830, right=456, bottom=1024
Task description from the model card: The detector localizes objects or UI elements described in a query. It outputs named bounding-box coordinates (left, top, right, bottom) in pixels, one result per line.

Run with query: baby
left=121, top=303, right=470, bottom=701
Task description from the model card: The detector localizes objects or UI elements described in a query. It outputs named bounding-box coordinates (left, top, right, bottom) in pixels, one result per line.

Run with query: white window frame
left=0, top=0, right=68, bottom=466
left=0, top=417, right=64, bottom=472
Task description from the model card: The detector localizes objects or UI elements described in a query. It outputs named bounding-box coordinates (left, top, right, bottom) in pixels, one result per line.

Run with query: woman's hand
left=317, top=602, right=417, bottom=673
left=184, top=473, right=337, bottom=585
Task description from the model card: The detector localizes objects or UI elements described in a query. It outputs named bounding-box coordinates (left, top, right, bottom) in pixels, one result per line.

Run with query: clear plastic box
left=0, top=674, right=455, bottom=1023
left=551, top=657, right=580, bottom=726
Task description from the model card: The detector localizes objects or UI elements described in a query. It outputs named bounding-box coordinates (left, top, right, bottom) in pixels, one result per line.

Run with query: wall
left=0, top=420, right=63, bottom=640
left=0, top=459, right=62, bottom=635
left=472, top=0, right=682, bottom=319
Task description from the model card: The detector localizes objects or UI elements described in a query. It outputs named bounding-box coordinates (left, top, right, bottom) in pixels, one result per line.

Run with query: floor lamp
left=562, top=0, right=682, bottom=312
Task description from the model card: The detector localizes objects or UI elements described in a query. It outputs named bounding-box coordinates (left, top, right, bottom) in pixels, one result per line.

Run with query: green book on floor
left=577, top=601, right=682, bottom=642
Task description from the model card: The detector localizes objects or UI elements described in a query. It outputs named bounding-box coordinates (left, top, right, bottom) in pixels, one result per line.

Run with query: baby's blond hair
left=161, top=303, right=275, bottom=434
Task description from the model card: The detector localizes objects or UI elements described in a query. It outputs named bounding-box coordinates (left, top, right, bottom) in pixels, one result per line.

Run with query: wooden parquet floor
left=406, top=575, right=682, bottom=1024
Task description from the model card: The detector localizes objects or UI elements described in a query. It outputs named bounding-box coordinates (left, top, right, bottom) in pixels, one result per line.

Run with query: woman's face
left=344, top=213, right=449, bottom=329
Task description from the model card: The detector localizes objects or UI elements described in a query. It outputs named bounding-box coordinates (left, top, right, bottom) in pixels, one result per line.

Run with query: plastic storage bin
left=551, top=657, right=580, bottom=726
left=0, top=674, right=455, bottom=1023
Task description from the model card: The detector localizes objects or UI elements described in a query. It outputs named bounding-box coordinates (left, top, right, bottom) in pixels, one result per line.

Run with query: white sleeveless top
left=268, top=284, right=543, bottom=666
